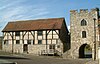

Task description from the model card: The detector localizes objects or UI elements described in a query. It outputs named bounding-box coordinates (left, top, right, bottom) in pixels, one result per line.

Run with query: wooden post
left=46, top=30, right=48, bottom=56
left=12, top=32, right=14, bottom=54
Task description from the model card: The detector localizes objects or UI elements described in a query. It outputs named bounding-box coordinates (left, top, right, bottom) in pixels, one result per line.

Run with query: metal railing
left=39, top=49, right=62, bottom=56
left=41, top=49, right=55, bottom=55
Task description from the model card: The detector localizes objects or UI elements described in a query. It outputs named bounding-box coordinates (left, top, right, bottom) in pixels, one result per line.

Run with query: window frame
left=81, top=19, right=87, bottom=26
left=4, top=40, right=8, bottom=45
left=38, top=40, right=42, bottom=44
left=82, top=31, right=86, bottom=38
left=16, top=40, right=20, bottom=44
left=33, top=40, right=34, bottom=45
left=37, top=31, right=43, bottom=36
left=49, top=44, right=55, bottom=49
left=27, top=40, right=31, bottom=44
left=15, top=32, right=20, bottom=36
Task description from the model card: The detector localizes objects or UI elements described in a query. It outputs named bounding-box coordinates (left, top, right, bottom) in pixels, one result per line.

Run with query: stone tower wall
left=70, top=8, right=99, bottom=59
left=63, top=8, right=99, bottom=59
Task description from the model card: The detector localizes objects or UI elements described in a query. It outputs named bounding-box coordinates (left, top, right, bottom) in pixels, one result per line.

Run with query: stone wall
left=3, top=44, right=12, bottom=52
left=63, top=8, right=99, bottom=59
left=70, top=8, right=99, bottom=59
left=13, top=44, right=23, bottom=53
left=28, top=45, right=46, bottom=55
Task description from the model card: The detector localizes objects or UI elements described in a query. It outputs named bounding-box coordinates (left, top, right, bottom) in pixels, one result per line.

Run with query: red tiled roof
left=2, top=18, right=65, bottom=32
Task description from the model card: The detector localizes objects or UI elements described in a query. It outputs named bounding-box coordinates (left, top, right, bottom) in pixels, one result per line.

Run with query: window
left=57, top=45, right=60, bottom=48
left=16, top=40, right=20, bottom=44
left=49, top=45, right=55, bottom=49
left=37, top=31, right=43, bottom=36
left=15, top=32, right=20, bottom=36
left=82, top=31, right=86, bottom=38
left=33, top=40, right=34, bottom=44
left=4, top=40, right=8, bottom=45
left=38, top=40, right=42, bottom=44
left=27, top=40, right=31, bottom=44
left=81, top=19, right=87, bottom=26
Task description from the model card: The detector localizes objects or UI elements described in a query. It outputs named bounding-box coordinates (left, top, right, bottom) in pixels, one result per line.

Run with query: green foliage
left=84, top=45, right=92, bottom=52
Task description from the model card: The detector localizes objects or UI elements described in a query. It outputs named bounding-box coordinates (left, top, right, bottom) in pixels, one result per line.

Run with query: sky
left=0, top=0, right=100, bottom=35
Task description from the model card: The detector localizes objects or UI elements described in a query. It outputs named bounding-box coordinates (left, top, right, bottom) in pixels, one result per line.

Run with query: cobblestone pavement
left=85, top=60, right=98, bottom=64
left=0, top=54, right=91, bottom=64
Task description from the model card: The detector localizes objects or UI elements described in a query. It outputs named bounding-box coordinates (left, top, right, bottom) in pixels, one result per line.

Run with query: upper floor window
left=15, top=32, right=20, bottom=36
left=81, top=19, right=87, bottom=26
left=37, top=31, right=43, bottom=36
left=82, top=31, right=86, bottom=38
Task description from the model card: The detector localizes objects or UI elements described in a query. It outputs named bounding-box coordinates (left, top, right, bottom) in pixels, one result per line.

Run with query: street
left=0, top=54, right=91, bottom=64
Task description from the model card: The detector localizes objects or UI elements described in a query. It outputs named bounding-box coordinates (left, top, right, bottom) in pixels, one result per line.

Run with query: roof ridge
left=2, top=17, right=65, bottom=32
left=9, top=17, right=64, bottom=22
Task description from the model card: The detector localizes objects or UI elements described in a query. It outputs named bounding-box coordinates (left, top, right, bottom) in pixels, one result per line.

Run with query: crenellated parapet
left=91, top=8, right=99, bottom=12
left=70, top=8, right=99, bottom=14
left=70, top=10, right=78, bottom=13
left=80, top=9, right=88, bottom=13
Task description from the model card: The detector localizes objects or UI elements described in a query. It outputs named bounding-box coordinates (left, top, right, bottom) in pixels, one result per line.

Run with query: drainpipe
left=93, top=18, right=96, bottom=60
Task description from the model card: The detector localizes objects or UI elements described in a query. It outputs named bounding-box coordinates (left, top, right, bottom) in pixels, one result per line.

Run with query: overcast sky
left=0, top=0, right=100, bottom=35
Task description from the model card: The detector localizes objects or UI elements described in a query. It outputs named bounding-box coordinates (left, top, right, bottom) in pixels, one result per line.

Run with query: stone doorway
left=79, top=44, right=92, bottom=58
left=23, top=44, right=28, bottom=53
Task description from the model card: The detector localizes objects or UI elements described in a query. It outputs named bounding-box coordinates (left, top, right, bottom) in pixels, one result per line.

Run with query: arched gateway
left=79, top=44, right=92, bottom=58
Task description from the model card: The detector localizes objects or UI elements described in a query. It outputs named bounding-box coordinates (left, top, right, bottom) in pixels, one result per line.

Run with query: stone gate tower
left=70, top=8, right=99, bottom=60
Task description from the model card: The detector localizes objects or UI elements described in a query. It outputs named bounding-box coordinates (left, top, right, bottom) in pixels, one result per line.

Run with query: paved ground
left=86, top=60, right=98, bottom=64
left=0, top=51, right=98, bottom=64
left=0, top=54, right=91, bottom=64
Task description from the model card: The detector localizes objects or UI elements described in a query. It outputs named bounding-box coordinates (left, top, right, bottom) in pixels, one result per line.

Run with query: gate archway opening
left=79, top=44, right=92, bottom=58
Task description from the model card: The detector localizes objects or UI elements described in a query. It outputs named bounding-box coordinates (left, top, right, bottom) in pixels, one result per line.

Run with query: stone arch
left=79, top=43, right=92, bottom=58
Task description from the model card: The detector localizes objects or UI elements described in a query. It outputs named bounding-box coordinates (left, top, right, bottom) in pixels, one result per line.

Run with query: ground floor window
left=33, top=40, right=34, bottom=45
left=27, top=40, right=31, bottom=44
left=38, top=40, right=42, bottom=44
left=49, top=44, right=55, bottom=49
left=16, top=40, right=20, bottom=44
left=4, top=40, right=8, bottom=45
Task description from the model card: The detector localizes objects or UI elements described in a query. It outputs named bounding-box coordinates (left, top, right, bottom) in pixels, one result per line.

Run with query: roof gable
left=2, top=18, right=65, bottom=32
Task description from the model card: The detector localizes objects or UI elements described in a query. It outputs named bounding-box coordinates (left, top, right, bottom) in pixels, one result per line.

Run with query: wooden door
left=23, top=44, right=28, bottom=52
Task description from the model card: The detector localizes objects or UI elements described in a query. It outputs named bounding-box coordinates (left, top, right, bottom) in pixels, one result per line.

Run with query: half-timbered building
left=2, top=18, right=70, bottom=56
